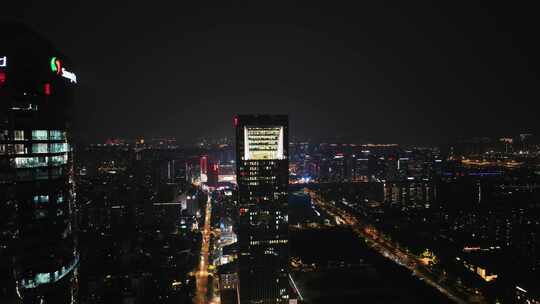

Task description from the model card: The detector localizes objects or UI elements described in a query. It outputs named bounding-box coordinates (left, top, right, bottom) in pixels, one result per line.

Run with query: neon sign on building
left=61, top=68, right=77, bottom=83
left=50, top=57, right=77, bottom=83
left=0, top=57, right=6, bottom=85
left=50, top=57, right=61, bottom=74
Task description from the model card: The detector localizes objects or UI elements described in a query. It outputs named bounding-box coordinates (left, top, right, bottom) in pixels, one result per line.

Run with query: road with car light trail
left=193, top=193, right=219, bottom=304
left=304, top=188, right=485, bottom=304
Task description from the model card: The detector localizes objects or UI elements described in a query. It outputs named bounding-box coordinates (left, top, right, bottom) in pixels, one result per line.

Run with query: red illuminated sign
left=44, top=83, right=51, bottom=95
left=200, top=155, right=208, bottom=174
left=0, top=72, right=5, bottom=84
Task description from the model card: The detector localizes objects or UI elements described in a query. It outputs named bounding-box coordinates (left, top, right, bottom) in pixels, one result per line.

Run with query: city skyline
left=3, top=3, right=540, bottom=143
left=3, top=3, right=540, bottom=304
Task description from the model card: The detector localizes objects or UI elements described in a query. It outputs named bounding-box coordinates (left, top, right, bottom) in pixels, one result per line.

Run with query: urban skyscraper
left=0, top=23, right=79, bottom=303
left=235, top=114, right=290, bottom=304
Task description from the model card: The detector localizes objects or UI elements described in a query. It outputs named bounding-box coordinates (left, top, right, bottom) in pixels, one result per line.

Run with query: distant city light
left=516, top=286, right=527, bottom=293
left=298, top=176, right=311, bottom=183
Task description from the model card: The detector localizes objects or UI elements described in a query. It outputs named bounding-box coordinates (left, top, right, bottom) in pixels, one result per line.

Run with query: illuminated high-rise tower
left=0, top=22, right=79, bottom=303
left=235, top=114, right=289, bottom=304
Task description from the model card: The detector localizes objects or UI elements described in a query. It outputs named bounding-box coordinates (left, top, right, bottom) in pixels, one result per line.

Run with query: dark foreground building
left=235, top=115, right=290, bottom=303
left=0, top=23, right=79, bottom=303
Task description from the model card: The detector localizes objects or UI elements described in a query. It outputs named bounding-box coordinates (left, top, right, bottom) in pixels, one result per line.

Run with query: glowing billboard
left=244, top=126, right=284, bottom=160
left=50, top=57, right=77, bottom=83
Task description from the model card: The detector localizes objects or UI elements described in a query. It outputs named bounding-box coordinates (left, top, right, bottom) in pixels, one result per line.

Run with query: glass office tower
left=0, top=22, right=79, bottom=303
left=235, top=114, right=290, bottom=304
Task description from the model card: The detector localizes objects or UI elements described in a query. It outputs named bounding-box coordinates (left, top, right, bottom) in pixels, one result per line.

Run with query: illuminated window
left=32, top=143, right=48, bottom=154
left=50, top=143, right=68, bottom=153
left=49, top=130, right=66, bottom=140
left=36, top=272, right=51, bottom=284
left=14, top=156, right=47, bottom=168
left=14, top=130, right=25, bottom=141
left=33, top=195, right=49, bottom=204
left=32, top=130, right=48, bottom=140
left=20, top=254, right=80, bottom=288
left=14, top=144, right=25, bottom=154
left=50, top=154, right=67, bottom=165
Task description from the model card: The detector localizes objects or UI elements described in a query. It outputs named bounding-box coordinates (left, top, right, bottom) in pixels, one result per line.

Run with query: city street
left=194, top=193, right=215, bottom=304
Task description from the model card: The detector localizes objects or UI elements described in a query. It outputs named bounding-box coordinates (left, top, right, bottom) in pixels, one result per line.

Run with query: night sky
left=4, top=2, right=540, bottom=144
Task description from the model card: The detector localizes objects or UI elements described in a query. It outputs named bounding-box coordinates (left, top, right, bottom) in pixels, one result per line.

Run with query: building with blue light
left=0, top=22, right=79, bottom=303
